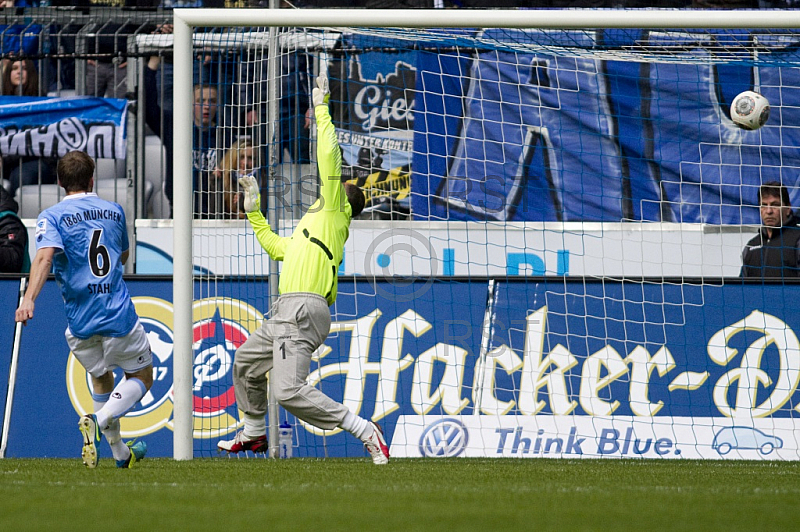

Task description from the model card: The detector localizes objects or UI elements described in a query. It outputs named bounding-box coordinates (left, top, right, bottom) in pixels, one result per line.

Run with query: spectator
left=741, top=182, right=800, bottom=278
left=3, top=58, right=39, bottom=96
left=144, top=55, right=223, bottom=217
left=84, top=22, right=131, bottom=100
left=0, top=185, right=29, bottom=273
left=1, top=59, right=58, bottom=196
left=214, top=138, right=263, bottom=219
left=142, top=21, right=217, bottom=129
left=150, top=23, right=175, bottom=113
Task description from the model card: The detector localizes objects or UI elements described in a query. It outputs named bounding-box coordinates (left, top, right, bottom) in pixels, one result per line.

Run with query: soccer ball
left=730, top=90, right=770, bottom=131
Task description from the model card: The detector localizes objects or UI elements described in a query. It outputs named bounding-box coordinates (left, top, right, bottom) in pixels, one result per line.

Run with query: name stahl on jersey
left=35, top=193, right=137, bottom=339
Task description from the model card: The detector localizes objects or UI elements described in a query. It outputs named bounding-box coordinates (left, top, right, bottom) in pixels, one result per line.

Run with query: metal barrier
left=1, top=7, right=172, bottom=226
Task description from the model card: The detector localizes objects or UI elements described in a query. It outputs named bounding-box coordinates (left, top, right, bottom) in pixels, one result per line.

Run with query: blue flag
left=0, top=96, right=128, bottom=159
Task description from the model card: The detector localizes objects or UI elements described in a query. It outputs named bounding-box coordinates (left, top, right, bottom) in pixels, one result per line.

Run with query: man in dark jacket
left=0, top=186, right=29, bottom=273
left=741, top=182, right=800, bottom=278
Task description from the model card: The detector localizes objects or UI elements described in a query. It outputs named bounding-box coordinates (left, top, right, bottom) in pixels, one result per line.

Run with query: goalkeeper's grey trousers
left=232, top=292, right=348, bottom=430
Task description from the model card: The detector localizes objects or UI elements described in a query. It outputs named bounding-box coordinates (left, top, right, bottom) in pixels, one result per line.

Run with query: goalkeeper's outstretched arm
left=239, top=175, right=287, bottom=261
left=313, top=76, right=344, bottom=213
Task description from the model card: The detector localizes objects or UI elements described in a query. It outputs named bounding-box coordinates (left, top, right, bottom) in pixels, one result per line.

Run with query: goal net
left=168, top=9, right=800, bottom=460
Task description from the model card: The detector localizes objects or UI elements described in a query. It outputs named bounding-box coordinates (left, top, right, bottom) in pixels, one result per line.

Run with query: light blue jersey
left=35, top=193, right=137, bottom=339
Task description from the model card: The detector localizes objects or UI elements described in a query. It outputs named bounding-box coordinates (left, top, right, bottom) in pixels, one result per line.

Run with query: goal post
left=172, top=13, right=193, bottom=461
left=171, top=8, right=800, bottom=460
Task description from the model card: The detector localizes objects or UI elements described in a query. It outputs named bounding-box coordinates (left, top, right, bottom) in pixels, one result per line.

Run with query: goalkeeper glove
left=312, top=75, right=329, bottom=107
left=238, top=174, right=261, bottom=214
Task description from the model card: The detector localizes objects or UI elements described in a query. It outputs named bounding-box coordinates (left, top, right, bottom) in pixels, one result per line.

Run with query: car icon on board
left=712, top=426, right=783, bottom=456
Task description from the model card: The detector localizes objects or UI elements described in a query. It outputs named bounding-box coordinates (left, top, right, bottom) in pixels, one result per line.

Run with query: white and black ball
left=730, top=91, right=770, bottom=131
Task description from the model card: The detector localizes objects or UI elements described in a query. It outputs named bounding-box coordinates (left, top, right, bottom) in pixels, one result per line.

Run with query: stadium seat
left=149, top=180, right=170, bottom=219
left=144, top=135, right=166, bottom=187
left=95, top=158, right=126, bottom=181
left=95, top=178, right=129, bottom=205
left=15, top=184, right=63, bottom=218
left=95, top=178, right=154, bottom=222
left=14, top=179, right=154, bottom=221
left=144, top=135, right=169, bottom=218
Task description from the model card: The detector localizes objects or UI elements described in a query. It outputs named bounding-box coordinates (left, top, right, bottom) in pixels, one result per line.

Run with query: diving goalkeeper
left=217, top=76, right=390, bottom=464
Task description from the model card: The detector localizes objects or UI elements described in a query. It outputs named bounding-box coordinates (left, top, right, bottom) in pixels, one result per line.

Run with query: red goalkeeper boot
left=362, top=422, right=390, bottom=465
left=217, top=431, right=268, bottom=454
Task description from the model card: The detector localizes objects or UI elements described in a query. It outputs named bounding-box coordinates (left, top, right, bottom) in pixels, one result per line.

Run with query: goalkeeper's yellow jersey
left=246, top=103, right=351, bottom=306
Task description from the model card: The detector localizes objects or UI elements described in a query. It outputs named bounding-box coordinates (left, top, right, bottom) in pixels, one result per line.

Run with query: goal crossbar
left=174, top=8, right=800, bottom=30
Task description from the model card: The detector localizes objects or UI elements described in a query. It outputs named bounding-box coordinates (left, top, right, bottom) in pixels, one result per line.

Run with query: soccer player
left=741, top=181, right=800, bottom=278
left=14, top=151, right=152, bottom=469
left=217, top=76, right=390, bottom=465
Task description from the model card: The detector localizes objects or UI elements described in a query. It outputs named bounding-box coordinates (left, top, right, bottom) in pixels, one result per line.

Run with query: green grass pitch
left=1, top=457, right=797, bottom=531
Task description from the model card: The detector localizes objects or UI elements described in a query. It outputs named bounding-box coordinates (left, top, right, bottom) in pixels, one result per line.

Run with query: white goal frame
left=171, top=8, right=800, bottom=460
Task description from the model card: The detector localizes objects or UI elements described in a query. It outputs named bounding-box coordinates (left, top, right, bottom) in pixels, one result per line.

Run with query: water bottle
left=279, top=421, right=293, bottom=459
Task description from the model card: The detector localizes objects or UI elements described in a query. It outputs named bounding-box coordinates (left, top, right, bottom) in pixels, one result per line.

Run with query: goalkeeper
left=217, top=76, right=390, bottom=464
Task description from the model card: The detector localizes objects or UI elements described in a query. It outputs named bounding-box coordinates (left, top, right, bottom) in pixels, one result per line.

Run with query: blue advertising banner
left=6, top=277, right=800, bottom=460
left=293, top=278, right=489, bottom=457
left=0, top=96, right=128, bottom=160
left=3, top=277, right=487, bottom=459
left=0, top=278, right=21, bottom=443
left=412, top=29, right=800, bottom=224
left=5, top=281, right=71, bottom=458
left=487, top=280, right=800, bottom=419
left=5, top=278, right=270, bottom=459
left=391, top=280, right=800, bottom=460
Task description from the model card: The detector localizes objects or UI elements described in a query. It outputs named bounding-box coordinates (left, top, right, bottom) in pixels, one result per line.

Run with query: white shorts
left=66, top=320, right=153, bottom=378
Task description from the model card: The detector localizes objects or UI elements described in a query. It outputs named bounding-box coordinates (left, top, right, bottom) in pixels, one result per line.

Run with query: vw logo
left=418, top=418, right=469, bottom=457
